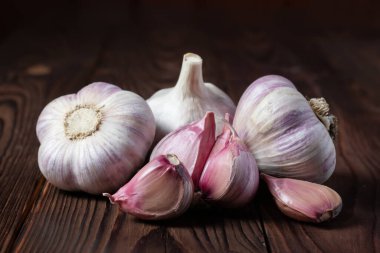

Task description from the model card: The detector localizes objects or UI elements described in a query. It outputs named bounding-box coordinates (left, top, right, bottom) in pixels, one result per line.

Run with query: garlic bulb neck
left=175, top=53, right=205, bottom=96
left=64, top=104, right=103, bottom=140
left=147, top=53, right=236, bottom=142
left=309, top=97, right=338, bottom=140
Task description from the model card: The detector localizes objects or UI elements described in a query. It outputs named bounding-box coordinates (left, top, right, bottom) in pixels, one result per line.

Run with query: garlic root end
left=309, top=97, right=338, bottom=141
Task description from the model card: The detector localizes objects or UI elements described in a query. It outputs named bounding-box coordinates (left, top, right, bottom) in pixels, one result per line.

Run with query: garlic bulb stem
left=175, top=53, right=204, bottom=96
left=147, top=53, right=236, bottom=141
left=309, top=98, right=338, bottom=140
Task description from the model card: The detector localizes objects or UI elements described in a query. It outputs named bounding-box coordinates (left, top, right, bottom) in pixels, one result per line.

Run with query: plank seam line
left=7, top=176, right=46, bottom=253
left=258, top=205, right=272, bottom=253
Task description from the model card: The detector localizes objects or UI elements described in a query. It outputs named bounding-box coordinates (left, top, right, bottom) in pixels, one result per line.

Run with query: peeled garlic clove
left=199, top=115, right=259, bottom=207
left=36, top=82, right=155, bottom=194
left=150, top=112, right=215, bottom=187
left=262, top=174, right=342, bottom=223
left=103, top=154, right=194, bottom=220
left=233, top=75, right=337, bottom=183
left=147, top=53, right=236, bottom=141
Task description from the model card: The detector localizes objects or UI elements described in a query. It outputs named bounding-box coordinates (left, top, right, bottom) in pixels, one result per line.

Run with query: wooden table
left=1, top=2, right=379, bottom=252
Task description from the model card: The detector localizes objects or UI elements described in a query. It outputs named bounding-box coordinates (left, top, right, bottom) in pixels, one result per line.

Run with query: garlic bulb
left=147, top=53, right=236, bottom=141
left=103, top=154, right=194, bottom=220
left=150, top=112, right=215, bottom=187
left=233, top=75, right=337, bottom=183
left=262, top=174, right=342, bottom=223
left=36, top=82, right=155, bottom=194
left=199, top=114, right=259, bottom=207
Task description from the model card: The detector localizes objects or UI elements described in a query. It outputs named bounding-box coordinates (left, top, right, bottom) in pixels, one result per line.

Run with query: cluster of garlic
left=104, top=112, right=260, bottom=219
left=36, top=54, right=342, bottom=223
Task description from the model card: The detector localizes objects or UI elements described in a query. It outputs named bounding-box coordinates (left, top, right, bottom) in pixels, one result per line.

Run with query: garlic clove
left=147, top=53, right=236, bottom=141
left=233, top=75, right=336, bottom=183
left=103, top=154, right=194, bottom=220
left=262, top=174, right=342, bottom=223
left=199, top=114, right=259, bottom=207
left=150, top=112, right=216, bottom=188
left=36, top=82, right=156, bottom=194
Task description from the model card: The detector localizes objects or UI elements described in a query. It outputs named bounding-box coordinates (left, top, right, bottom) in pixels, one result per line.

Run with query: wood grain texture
left=0, top=30, right=104, bottom=252
left=0, top=2, right=379, bottom=253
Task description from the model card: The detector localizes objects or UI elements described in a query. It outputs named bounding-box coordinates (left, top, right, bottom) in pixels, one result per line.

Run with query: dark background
left=2, top=0, right=380, bottom=39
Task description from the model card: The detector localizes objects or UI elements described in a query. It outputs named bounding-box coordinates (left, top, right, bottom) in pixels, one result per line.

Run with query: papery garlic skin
left=199, top=115, right=259, bottom=207
left=262, top=174, right=342, bottom=223
left=103, top=154, right=194, bottom=220
left=150, top=112, right=215, bottom=187
left=147, top=53, right=236, bottom=141
left=36, top=82, right=155, bottom=194
left=233, top=75, right=336, bottom=183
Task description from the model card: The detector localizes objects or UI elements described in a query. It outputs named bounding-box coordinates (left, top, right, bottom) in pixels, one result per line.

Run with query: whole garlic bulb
left=147, top=53, right=236, bottom=141
left=233, top=75, right=337, bottom=183
left=36, top=82, right=155, bottom=194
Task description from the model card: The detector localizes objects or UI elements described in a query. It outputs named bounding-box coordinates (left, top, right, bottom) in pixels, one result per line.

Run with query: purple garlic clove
left=199, top=114, right=259, bottom=207
left=150, top=112, right=216, bottom=188
left=103, top=154, right=194, bottom=220
left=262, top=174, right=342, bottom=223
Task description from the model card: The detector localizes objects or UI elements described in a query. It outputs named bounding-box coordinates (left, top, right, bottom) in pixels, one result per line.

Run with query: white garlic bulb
left=36, top=82, right=155, bottom=194
left=147, top=53, right=236, bottom=141
left=233, top=75, right=337, bottom=183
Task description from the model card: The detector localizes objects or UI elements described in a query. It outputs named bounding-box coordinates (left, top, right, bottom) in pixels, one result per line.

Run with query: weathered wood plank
left=0, top=30, right=103, bottom=253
